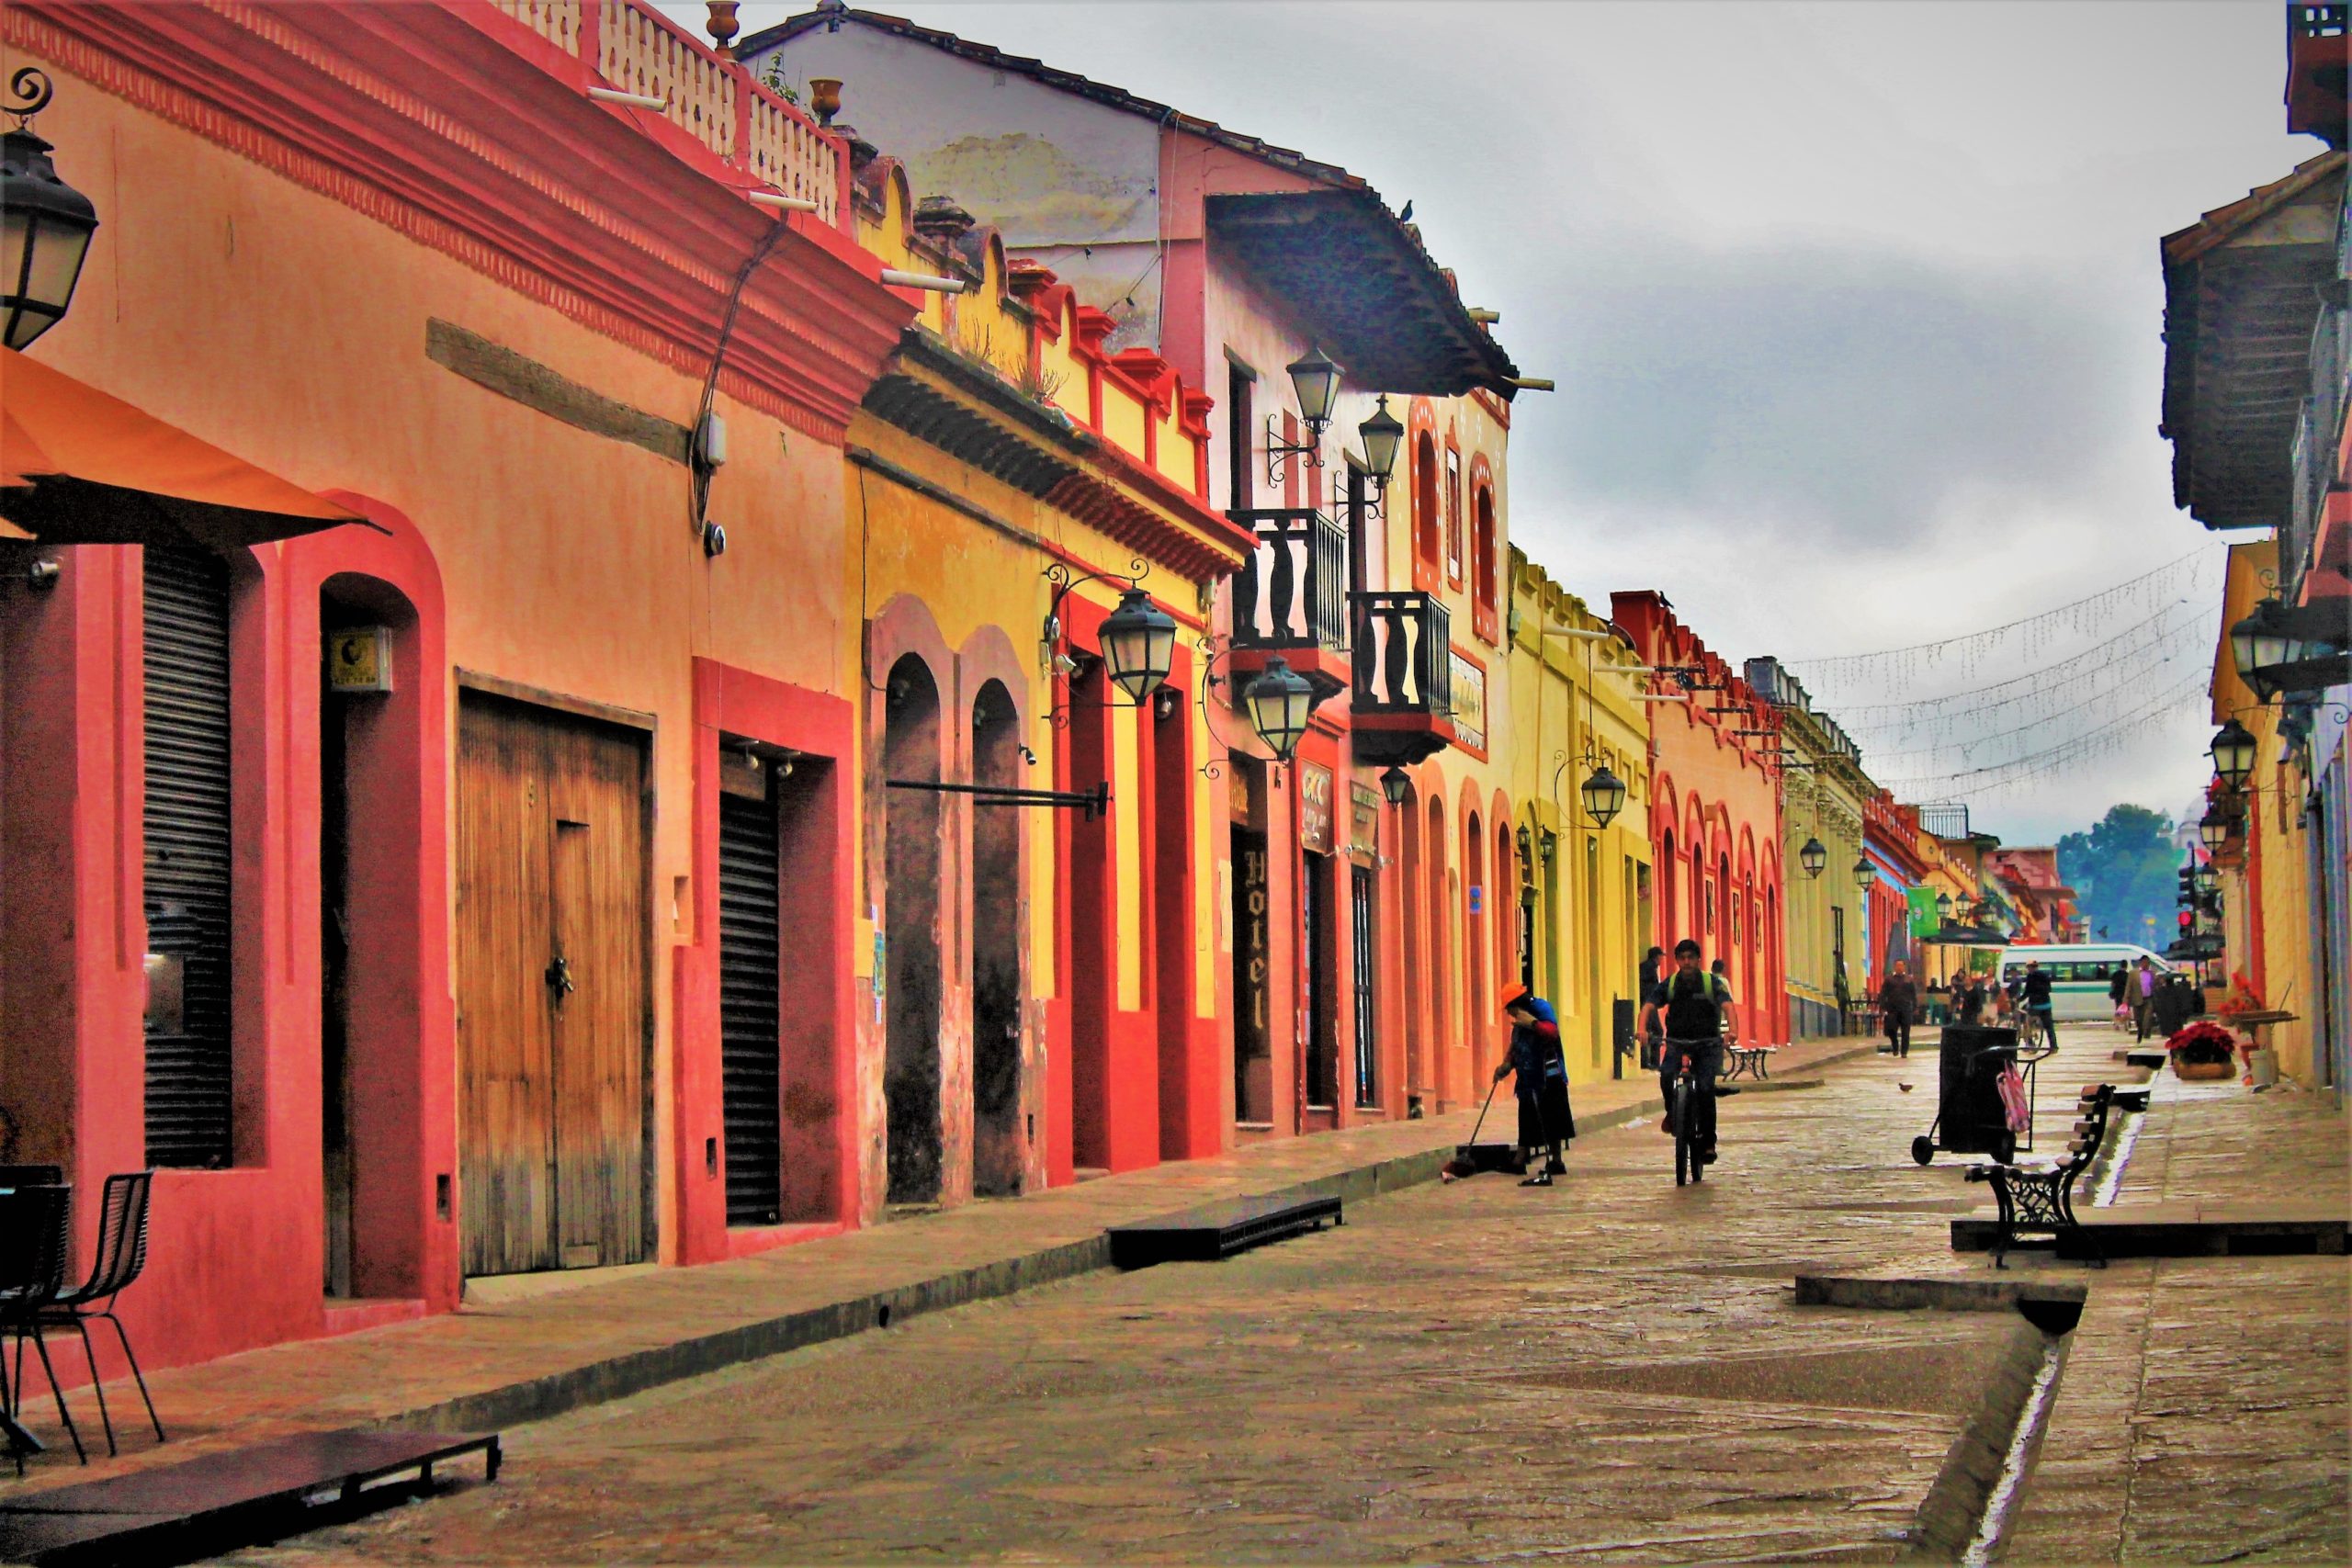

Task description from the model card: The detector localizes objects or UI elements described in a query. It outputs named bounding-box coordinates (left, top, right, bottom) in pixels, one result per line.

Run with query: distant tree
left=2057, top=805, right=2177, bottom=950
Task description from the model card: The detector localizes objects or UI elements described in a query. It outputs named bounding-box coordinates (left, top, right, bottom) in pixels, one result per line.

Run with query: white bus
left=1997, top=943, right=2175, bottom=1022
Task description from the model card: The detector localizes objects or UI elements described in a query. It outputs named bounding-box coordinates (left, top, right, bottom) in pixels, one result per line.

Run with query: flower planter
left=2174, top=1057, right=2233, bottom=1081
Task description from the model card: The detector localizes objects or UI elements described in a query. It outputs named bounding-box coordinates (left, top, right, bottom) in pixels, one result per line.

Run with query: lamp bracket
left=5, top=67, right=54, bottom=128
left=886, top=778, right=1111, bottom=821
left=1041, top=558, right=1151, bottom=730
left=1263, top=413, right=1328, bottom=486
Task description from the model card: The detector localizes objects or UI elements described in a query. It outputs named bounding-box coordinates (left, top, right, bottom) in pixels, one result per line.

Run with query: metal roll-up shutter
left=142, top=541, right=234, bottom=1168
left=717, top=787, right=783, bottom=1225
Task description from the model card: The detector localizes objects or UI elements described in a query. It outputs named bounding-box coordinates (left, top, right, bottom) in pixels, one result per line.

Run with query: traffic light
left=2176, top=867, right=2198, bottom=908
left=2178, top=908, right=2196, bottom=934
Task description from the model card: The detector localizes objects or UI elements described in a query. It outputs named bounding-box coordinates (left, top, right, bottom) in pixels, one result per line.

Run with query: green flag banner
left=1907, top=886, right=1941, bottom=937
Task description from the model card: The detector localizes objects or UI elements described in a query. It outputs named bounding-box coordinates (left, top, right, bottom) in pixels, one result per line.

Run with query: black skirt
left=1518, top=1079, right=1576, bottom=1147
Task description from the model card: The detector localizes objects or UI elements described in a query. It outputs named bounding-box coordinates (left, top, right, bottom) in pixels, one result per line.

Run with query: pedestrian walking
left=2129, top=955, right=2158, bottom=1040
left=1493, top=985, right=1574, bottom=1186
left=1880, top=962, right=1919, bottom=1057
left=2108, top=964, right=2130, bottom=1030
left=1956, top=971, right=1986, bottom=1026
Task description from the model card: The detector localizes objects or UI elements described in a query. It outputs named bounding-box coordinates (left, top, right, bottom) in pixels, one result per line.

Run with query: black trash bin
left=1911, top=1023, right=2019, bottom=1166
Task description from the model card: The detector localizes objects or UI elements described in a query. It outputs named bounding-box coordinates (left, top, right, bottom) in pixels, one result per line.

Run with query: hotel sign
left=1448, top=651, right=1487, bottom=753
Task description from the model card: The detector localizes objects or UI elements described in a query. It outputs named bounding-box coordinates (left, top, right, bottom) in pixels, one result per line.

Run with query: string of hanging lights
left=1853, top=637, right=2209, bottom=761
left=1782, top=549, right=2222, bottom=690
left=1837, top=602, right=2215, bottom=733
left=1873, top=671, right=2209, bottom=798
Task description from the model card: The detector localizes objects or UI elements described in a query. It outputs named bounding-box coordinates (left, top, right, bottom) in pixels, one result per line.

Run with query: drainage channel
left=1958, top=1331, right=2068, bottom=1565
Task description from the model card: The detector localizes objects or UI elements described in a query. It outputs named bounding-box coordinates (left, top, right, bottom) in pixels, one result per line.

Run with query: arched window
left=1413, top=431, right=1439, bottom=569
left=1472, top=483, right=1498, bottom=641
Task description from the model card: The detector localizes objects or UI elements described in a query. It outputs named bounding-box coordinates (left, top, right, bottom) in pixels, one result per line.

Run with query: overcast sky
left=683, top=1, right=2307, bottom=844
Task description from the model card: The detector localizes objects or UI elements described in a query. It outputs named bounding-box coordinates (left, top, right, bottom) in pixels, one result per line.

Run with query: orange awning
left=1, top=347, right=368, bottom=547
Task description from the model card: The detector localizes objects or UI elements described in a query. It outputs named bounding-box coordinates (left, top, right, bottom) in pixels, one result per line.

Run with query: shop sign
left=1349, top=783, right=1382, bottom=859
left=1227, top=761, right=1252, bottom=825
left=1449, top=651, right=1487, bottom=752
left=1300, top=762, right=1334, bottom=854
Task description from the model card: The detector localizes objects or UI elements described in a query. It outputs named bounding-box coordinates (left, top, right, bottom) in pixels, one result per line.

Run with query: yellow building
left=1746, top=660, right=1874, bottom=1037
left=842, top=158, right=1249, bottom=1201
left=1505, top=548, right=1655, bottom=1082
left=2210, top=539, right=2324, bottom=1081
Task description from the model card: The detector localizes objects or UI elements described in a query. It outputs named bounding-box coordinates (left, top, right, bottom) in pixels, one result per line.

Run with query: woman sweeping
left=1492, top=985, right=1575, bottom=1186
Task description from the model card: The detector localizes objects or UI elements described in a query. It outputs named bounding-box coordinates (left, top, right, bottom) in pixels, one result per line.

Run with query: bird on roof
left=1397, top=199, right=1413, bottom=222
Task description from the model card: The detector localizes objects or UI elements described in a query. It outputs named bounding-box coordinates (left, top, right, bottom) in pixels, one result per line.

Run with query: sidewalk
left=1, top=1035, right=1883, bottom=1500
left=2005, top=1058, right=2350, bottom=1562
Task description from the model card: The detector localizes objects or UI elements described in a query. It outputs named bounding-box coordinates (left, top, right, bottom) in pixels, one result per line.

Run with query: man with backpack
left=1640, top=939, right=1734, bottom=1166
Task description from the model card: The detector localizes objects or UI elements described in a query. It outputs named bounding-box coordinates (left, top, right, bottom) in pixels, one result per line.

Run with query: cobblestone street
left=220, top=1026, right=2346, bottom=1565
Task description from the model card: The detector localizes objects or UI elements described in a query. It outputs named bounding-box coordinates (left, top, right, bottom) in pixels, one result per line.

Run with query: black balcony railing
left=1350, top=590, right=1452, bottom=716
left=1228, top=508, right=1349, bottom=653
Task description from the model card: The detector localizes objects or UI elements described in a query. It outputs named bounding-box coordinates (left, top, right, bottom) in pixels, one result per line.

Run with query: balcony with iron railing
left=1227, top=507, right=1351, bottom=697
left=1349, top=590, right=1455, bottom=765
left=492, top=0, right=844, bottom=226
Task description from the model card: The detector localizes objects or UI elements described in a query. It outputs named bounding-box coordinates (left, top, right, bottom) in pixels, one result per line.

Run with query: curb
left=374, top=1038, right=1890, bottom=1439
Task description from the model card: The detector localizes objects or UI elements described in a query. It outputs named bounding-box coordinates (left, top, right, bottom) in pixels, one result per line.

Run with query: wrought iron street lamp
left=2198, top=808, right=2229, bottom=852
left=1580, top=764, right=1627, bottom=829
left=1240, top=656, right=1314, bottom=761
left=1379, top=765, right=1410, bottom=807
left=1265, top=344, right=1343, bottom=483
left=1, top=70, right=100, bottom=351
left=1799, top=837, right=1827, bottom=878
left=2208, top=718, right=2257, bottom=791
left=1851, top=857, right=1875, bottom=893
left=2229, top=597, right=2295, bottom=698
left=1097, top=586, right=1177, bottom=705
left=1936, top=892, right=1953, bottom=920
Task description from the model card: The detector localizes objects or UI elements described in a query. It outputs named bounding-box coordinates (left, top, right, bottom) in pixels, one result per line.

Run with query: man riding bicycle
left=1640, top=939, right=1735, bottom=1167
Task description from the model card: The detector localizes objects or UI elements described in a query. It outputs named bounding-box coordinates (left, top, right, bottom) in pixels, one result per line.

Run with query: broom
left=1440, top=1080, right=1502, bottom=1181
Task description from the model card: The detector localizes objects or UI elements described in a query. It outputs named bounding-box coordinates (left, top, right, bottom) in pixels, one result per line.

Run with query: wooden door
left=457, top=694, right=648, bottom=1277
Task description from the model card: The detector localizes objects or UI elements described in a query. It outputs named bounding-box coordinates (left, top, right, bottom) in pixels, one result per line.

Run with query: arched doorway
left=883, top=654, right=944, bottom=1204
left=1398, top=780, right=1425, bottom=1108
left=318, top=574, right=424, bottom=1296
left=1425, top=794, right=1449, bottom=1102
left=970, top=680, right=1023, bottom=1196
left=1464, top=808, right=1486, bottom=1058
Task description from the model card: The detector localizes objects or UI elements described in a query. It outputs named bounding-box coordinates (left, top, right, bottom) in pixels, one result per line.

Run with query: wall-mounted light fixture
left=2209, top=717, right=2257, bottom=791
left=1580, top=764, right=1627, bottom=829
left=1799, top=837, right=1827, bottom=878
left=1, top=69, right=100, bottom=351
left=1264, top=344, right=1341, bottom=485
left=1379, top=765, right=1410, bottom=807
left=1851, top=857, right=1875, bottom=894
left=1041, top=559, right=1173, bottom=726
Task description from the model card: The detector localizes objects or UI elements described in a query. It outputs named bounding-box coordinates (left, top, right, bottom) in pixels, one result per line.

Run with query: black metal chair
left=0, top=1182, right=85, bottom=1471
left=32, top=1171, right=164, bottom=1455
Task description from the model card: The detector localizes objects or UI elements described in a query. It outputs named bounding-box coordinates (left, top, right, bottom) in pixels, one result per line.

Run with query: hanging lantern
left=1357, top=394, right=1403, bottom=486
left=1935, top=892, right=1953, bottom=920
left=1097, top=587, right=1177, bottom=705
left=1852, top=857, right=1875, bottom=893
left=2198, top=809, right=2229, bottom=852
left=1, top=71, right=102, bottom=351
left=1241, top=656, right=1314, bottom=761
left=2209, top=718, right=2257, bottom=791
left=1799, top=837, right=1827, bottom=878
left=2229, top=598, right=2294, bottom=699
left=1580, top=764, right=1627, bottom=829
left=1378, top=765, right=1409, bottom=807
left=1285, top=344, right=1342, bottom=434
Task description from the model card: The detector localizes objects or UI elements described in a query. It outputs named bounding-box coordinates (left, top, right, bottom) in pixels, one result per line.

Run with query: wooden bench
left=0, top=1427, right=498, bottom=1566
left=1107, top=1192, right=1341, bottom=1269
left=1723, top=1043, right=1778, bottom=1082
left=1962, top=1083, right=2120, bottom=1269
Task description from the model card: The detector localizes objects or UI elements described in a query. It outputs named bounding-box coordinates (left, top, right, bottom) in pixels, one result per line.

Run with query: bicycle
left=1656, top=1034, right=1734, bottom=1187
